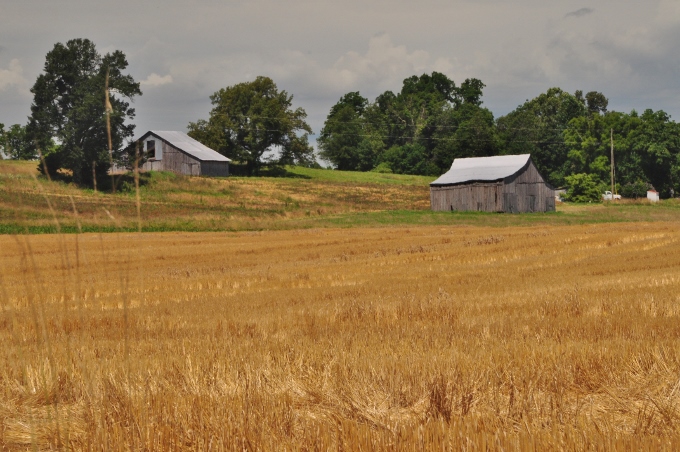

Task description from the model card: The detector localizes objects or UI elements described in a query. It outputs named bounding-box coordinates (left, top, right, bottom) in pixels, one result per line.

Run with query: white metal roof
left=143, top=131, right=230, bottom=162
left=430, top=154, right=531, bottom=186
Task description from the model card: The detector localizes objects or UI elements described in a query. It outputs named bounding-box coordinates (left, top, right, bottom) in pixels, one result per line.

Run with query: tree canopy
left=27, top=38, right=141, bottom=185
left=319, top=79, right=680, bottom=199
left=187, top=76, right=314, bottom=175
left=0, top=124, right=34, bottom=160
left=318, top=72, right=496, bottom=176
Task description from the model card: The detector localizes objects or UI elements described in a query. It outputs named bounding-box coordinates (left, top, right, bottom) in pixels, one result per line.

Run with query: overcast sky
left=1, top=0, right=679, bottom=145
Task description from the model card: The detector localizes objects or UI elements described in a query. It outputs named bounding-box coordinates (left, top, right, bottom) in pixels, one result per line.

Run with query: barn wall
left=430, top=160, right=555, bottom=213
left=140, top=160, right=163, bottom=172
left=201, top=161, right=229, bottom=177
left=135, top=133, right=229, bottom=177
left=161, top=142, right=201, bottom=175
left=430, top=182, right=504, bottom=212
left=503, top=161, right=555, bottom=212
left=141, top=140, right=200, bottom=176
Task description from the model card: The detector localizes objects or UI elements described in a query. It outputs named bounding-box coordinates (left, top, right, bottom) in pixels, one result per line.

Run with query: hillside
left=1, top=160, right=679, bottom=234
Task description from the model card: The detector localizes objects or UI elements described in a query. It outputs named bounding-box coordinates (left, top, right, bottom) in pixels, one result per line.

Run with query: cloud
left=4, top=0, right=678, bottom=137
left=256, top=33, right=458, bottom=100
left=140, top=73, right=173, bottom=87
left=565, top=8, right=594, bottom=18
left=0, top=59, right=29, bottom=93
left=329, top=34, right=433, bottom=89
left=156, top=34, right=459, bottom=135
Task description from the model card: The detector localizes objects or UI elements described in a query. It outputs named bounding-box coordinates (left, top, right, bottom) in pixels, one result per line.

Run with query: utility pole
left=610, top=128, right=615, bottom=195
left=105, top=67, right=114, bottom=193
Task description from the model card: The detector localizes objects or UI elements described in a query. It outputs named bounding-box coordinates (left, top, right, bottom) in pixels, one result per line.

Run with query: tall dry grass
left=1, top=223, right=680, bottom=449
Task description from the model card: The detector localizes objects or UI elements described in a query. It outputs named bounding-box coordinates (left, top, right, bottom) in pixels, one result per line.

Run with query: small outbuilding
left=647, top=189, right=659, bottom=202
left=137, top=131, right=230, bottom=177
left=430, top=154, right=555, bottom=213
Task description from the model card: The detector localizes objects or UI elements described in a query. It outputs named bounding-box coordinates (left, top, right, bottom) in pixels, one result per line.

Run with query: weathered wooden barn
left=430, top=154, right=555, bottom=213
left=137, top=131, right=230, bottom=177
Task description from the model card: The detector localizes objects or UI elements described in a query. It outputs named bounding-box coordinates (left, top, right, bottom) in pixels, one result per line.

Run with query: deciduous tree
left=187, top=76, right=313, bottom=175
left=497, top=88, right=585, bottom=186
left=0, top=124, right=34, bottom=160
left=319, top=73, right=495, bottom=175
left=27, top=38, right=141, bottom=185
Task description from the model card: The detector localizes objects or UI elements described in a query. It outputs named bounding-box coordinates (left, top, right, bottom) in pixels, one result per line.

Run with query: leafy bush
left=620, top=180, right=652, bottom=199
left=380, top=144, right=439, bottom=176
left=564, top=173, right=602, bottom=202
left=371, top=162, right=393, bottom=173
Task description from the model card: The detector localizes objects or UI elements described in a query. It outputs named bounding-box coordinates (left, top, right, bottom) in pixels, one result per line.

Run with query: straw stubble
left=1, top=223, right=680, bottom=449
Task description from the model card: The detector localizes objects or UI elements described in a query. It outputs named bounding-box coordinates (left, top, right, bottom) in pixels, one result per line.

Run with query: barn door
left=545, top=197, right=555, bottom=212
left=527, top=195, right=536, bottom=212
left=503, top=193, right=517, bottom=213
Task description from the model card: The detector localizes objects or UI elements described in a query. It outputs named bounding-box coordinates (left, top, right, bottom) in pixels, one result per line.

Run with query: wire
left=201, top=112, right=635, bottom=134
left=195, top=113, right=644, bottom=137
left=194, top=126, right=603, bottom=146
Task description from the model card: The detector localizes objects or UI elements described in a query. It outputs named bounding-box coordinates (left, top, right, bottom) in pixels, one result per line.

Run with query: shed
left=430, top=154, right=555, bottom=213
left=137, top=131, right=230, bottom=177
left=647, top=190, right=659, bottom=202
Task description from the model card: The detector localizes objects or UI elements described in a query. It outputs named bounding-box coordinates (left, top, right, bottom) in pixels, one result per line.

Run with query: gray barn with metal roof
left=137, top=131, right=230, bottom=177
left=430, top=154, right=555, bottom=213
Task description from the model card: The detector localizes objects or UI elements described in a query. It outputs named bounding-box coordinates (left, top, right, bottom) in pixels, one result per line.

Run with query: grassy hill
left=1, top=160, right=679, bottom=234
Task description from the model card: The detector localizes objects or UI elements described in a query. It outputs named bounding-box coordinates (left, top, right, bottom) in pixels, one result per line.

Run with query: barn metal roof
left=143, top=131, right=231, bottom=162
left=430, top=154, right=531, bottom=186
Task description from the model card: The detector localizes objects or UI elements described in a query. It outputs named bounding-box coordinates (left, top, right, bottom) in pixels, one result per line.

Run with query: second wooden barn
left=430, top=154, right=555, bottom=213
left=138, top=131, right=230, bottom=177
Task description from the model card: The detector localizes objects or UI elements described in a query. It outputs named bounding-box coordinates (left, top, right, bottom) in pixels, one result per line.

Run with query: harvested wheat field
left=1, top=223, right=680, bottom=450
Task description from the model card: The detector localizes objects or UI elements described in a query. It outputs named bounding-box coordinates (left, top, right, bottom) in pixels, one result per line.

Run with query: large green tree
left=317, top=91, right=390, bottom=171
left=27, top=38, right=141, bottom=185
left=0, top=124, right=34, bottom=160
left=317, top=92, right=372, bottom=171
left=496, top=88, right=586, bottom=187
left=187, top=76, right=313, bottom=175
left=319, top=72, right=495, bottom=175
left=564, top=108, right=680, bottom=197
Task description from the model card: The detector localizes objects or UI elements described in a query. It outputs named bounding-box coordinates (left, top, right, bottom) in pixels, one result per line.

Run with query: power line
left=200, top=113, right=633, bottom=134
left=190, top=126, right=597, bottom=145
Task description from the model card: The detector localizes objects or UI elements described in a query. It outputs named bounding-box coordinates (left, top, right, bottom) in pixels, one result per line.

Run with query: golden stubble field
left=1, top=223, right=680, bottom=450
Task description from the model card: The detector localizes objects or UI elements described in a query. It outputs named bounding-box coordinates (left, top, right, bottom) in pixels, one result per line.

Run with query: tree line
left=318, top=74, right=680, bottom=200
left=2, top=38, right=679, bottom=199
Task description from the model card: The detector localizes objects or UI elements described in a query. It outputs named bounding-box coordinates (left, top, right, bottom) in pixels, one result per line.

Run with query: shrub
left=620, top=180, right=652, bottom=199
left=564, top=173, right=602, bottom=202
left=371, top=162, right=393, bottom=173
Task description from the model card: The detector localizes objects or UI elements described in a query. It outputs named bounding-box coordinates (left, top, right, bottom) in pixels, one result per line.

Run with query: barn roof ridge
left=430, top=154, right=532, bottom=186
left=140, top=130, right=231, bottom=163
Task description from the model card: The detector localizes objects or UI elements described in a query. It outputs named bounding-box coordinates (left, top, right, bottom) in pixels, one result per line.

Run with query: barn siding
left=430, top=159, right=555, bottom=213
left=140, top=140, right=229, bottom=176
left=430, top=182, right=504, bottom=212
left=162, top=142, right=200, bottom=175
left=201, top=161, right=229, bottom=177
left=503, top=161, right=555, bottom=213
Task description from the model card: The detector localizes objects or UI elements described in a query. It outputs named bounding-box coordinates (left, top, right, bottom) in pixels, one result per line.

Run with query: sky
left=1, top=0, right=679, bottom=148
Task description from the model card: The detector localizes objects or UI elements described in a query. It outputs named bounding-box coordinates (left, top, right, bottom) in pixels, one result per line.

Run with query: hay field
left=4, top=160, right=680, bottom=234
left=1, top=223, right=680, bottom=450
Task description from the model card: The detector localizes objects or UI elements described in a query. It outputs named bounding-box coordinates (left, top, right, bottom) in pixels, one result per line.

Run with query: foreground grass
left=2, top=224, right=680, bottom=449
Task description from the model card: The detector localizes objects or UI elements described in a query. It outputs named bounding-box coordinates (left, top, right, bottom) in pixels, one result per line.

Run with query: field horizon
left=2, top=160, right=680, bottom=235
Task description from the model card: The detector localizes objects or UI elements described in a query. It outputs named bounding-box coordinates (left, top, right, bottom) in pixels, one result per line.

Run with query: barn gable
left=430, top=155, right=554, bottom=213
left=137, top=131, right=230, bottom=177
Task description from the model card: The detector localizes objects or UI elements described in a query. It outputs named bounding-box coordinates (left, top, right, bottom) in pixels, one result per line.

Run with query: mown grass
left=2, top=160, right=680, bottom=234
left=281, top=165, right=436, bottom=185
